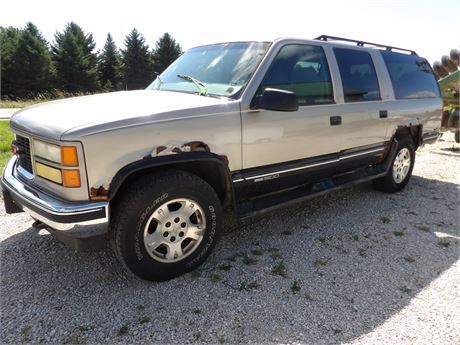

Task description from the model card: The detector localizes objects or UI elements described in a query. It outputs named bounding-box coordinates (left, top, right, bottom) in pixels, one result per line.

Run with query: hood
left=10, top=90, right=235, bottom=141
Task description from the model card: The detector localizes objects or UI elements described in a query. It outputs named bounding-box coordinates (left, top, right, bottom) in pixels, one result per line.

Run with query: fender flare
left=107, top=151, right=235, bottom=207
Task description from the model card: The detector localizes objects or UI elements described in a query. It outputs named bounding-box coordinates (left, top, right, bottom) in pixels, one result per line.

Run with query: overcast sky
left=1, top=0, right=458, bottom=64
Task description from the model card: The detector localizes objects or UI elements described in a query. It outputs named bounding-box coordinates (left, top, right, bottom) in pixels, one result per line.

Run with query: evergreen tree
left=8, top=22, right=55, bottom=97
left=121, top=29, right=154, bottom=90
left=51, top=22, right=100, bottom=92
left=152, top=32, right=182, bottom=74
left=0, top=26, right=20, bottom=97
left=98, top=33, right=121, bottom=90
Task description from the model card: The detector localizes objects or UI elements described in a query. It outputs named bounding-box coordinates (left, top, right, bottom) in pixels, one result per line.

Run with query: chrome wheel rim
left=392, top=148, right=411, bottom=183
left=143, top=198, right=206, bottom=263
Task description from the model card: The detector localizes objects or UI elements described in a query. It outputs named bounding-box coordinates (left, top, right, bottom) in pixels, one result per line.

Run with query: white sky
left=1, top=0, right=459, bottom=64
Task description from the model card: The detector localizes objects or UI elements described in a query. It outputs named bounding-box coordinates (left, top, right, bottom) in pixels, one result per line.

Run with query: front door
left=241, top=44, right=341, bottom=197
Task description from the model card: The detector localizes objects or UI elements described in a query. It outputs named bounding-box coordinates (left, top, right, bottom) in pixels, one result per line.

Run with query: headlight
left=33, top=140, right=81, bottom=187
left=34, top=141, right=79, bottom=167
left=34, top=140, right=61, bottom=163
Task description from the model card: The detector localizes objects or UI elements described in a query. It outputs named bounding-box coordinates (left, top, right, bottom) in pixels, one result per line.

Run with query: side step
left=237, top=141, right=397, bottom=219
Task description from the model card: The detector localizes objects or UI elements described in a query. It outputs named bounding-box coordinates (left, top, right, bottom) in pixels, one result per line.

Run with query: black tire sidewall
left=386, top=137, right=415, bottom=191
left=116, top=174, right=222, bottom=281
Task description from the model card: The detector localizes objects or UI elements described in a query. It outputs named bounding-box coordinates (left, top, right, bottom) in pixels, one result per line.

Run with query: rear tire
left=110, top=170, right=222, bottom=281
left=373, top=136, right=415, bottom=193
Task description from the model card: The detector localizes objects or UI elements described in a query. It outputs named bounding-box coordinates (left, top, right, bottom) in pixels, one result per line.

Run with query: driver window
left=260, top=44, right=334, bottom=106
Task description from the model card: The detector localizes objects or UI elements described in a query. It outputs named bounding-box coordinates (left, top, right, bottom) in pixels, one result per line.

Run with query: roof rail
left=315, top=35, right=418, bottom=56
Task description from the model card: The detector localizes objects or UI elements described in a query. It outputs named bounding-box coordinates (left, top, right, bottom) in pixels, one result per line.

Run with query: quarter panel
left=385, top=98, right=442, bottom=135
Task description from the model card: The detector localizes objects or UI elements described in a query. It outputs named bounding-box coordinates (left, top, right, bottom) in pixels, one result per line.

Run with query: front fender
left=107, top=151, right=235, bottom=209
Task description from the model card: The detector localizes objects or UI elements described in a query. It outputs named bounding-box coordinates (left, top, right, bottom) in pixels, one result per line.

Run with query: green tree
left=7, top=22, right=55, bottom=97
left=98, top=33, right=121, bottom=91
left=121, top=28, right=154, bottom=90
left=51, top=22, right=100, bottom=92
left=0, top=26, right=20, bottom=97
left=152, top=32, right=182, bottom=74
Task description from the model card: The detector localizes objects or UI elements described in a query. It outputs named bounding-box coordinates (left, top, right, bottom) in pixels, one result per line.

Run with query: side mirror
left=257, top=88, right=299, bottom=112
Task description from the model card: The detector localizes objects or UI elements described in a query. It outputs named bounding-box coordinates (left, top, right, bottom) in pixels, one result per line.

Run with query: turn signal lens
left=62, top=169, right=81, bottom=188
left=61, top=146, right=78, bottom=166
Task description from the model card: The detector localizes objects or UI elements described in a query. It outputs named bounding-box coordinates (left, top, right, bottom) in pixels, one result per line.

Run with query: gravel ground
left=1, top=133, right=459, bottom=345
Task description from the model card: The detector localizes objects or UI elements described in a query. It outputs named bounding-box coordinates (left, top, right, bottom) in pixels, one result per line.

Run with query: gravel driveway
left=1, top=133, right=459, bottom=344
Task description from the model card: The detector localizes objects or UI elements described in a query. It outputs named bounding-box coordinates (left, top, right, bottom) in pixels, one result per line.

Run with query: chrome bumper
left=1, top=156, right=108, bottom=237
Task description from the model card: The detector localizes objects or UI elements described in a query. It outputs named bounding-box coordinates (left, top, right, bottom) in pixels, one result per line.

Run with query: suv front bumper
left=1, top=156, right=109, bottom=238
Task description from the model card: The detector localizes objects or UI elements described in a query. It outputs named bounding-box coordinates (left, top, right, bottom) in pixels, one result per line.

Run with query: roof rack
left=315, top=35, right=418, bottom=56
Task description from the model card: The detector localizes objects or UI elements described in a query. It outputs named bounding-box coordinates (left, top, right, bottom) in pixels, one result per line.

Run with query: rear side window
left=334, top=48, right=381, bottom=102
left=260, top=44, right=334, bottom=106
left=381, top=51, right=440, bottom=99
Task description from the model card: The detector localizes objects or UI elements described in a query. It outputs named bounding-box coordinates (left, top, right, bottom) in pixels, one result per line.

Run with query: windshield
left=147, top=42, right=270, bottom=97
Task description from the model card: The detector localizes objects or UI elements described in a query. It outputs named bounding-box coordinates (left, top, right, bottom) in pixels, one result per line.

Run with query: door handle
left=379, top=110, right=388, bottom=118
left=330, top=116, right=342, bottom=126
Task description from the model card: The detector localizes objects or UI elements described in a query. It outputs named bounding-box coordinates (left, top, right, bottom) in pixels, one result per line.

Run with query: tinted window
left=334, top=48, right=381, bottom=102
left=260, top=45, right=333, bottom=105
left=381, top=51, right=440, bottom=99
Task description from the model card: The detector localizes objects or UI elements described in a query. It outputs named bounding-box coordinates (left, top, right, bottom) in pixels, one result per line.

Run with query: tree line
left=0, top=22, right=182, bottom=98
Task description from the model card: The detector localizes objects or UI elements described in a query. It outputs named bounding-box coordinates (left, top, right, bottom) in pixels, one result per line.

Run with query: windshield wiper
left=177, top=74, right=208, bottom=96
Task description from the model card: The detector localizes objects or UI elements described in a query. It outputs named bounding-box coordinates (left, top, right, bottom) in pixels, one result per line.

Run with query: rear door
left=332, top=48, right=389, bottom=163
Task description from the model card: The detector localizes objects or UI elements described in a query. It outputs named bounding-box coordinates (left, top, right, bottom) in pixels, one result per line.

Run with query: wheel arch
left=392, top=121, right=423, bottom=149
left=108, top=152, right=235, bottom=210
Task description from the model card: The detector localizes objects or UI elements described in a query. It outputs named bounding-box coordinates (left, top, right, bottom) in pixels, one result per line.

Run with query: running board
left=237, top=140, right=398, bottom=219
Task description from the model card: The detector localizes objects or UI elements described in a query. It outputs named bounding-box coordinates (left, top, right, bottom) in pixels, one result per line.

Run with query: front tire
left=110, top=170, right=222, bottom=281
left=373, top=136, right=415, bottom=193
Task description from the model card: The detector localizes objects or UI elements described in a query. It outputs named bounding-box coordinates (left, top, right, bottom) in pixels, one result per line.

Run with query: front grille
left=15, top=135, right=33, bottom=174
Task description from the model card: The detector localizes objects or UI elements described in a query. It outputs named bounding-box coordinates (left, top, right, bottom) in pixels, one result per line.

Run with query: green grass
left=0, top=92, right=93, bottom=109
left=393, top=230, right=405, bottom=237
left=399, top=286, right=412, bottom=294
left=304, top=293, right=313, bottom=301
left=218, top=263, right=232, bottom=272
left=380, top=216, right=391, bottom=224
left=290, top=280, right=301, bottom=294
left=271, top=261, right=287, bottom=277
left=193, top=331, right=202, bottom=340
left=241, top=254, right=258, bottom=265
left=0, top=121, right=14, bottom=172
left=138, top=316, right=151, bottom=324
left=190, top=270, right=201, bottom=278
left=117, top=324, right=129, bottom=336
left=313, top=258, right=330, bottom=268
left=250, top=249, right=263, bottom=256
left=21, top=326, right=31, bottom=335
left=208, top=273, right=222, bottom=283
left=403, top=256, right=416, bottom=263
left=414, top=225, right=431, bottom=232
left=438, top=240, right=451, bottom=248
left=268, top=247, right=281, bottom=260
left=0, top=99, right=43, bottom=108
left=238, top=281, right=259, bottom=291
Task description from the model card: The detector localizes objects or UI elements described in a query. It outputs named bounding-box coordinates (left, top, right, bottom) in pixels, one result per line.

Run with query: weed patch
left=271, top=261, right=287, bottom=277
